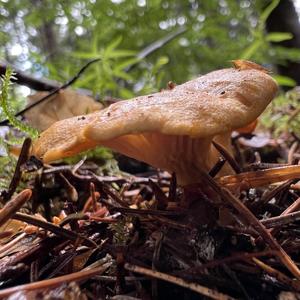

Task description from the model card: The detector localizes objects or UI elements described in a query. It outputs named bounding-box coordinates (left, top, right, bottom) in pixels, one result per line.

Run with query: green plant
left=262, top=89, right=300, bottom=136
left=0, top=67, right=38, bottom=138
left=240, top=0, right=300, bottom=87
left=72, top=36, right=138, bottom=98
left=0, top=67, right=40, bottom=190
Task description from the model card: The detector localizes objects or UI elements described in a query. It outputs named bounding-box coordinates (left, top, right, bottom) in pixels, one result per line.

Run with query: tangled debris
left=0, top=131, right=300, bottom=300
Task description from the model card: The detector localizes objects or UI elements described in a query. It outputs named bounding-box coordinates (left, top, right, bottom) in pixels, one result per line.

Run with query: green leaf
left=273, top=75, right=296, bottom=87
left=72, top=52, right=101, bottom=59
left=105, top=36, right=123, bottom=53
left=119, top=88, right=134, bottom=99
left=114, top=57, right=141, bottom=70
left=240, top=40, right=262, bottom=60
left=260, top=0, right=280, bottom=24
left=105, top=49, right=136, bottom=58
left=113, top=69, right=134, bottom=81
left=155, top=56, right=169, bottom=67
left=266, top=32, right=293, bottom=43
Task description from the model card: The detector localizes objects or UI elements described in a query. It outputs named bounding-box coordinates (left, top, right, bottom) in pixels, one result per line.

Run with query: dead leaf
left=237, top=132, right=271, bottom=148
left=25, top=89, right=103, bottom=131
left=0, top=219, right=25, bottom=244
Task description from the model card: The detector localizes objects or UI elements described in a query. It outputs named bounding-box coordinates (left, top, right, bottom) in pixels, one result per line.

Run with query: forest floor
left=0, top=130, right=300, bottom=300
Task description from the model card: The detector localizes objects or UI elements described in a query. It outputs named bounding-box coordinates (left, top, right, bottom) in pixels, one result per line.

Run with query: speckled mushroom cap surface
left=32, top=61, right=278, bottom=185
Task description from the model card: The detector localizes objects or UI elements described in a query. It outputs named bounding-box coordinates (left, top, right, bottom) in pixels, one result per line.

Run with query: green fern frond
left=0, top=67, right=38, bottom=138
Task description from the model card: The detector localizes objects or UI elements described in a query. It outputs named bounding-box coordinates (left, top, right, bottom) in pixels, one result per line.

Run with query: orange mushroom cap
left=31, top=60, right=278, bottom=185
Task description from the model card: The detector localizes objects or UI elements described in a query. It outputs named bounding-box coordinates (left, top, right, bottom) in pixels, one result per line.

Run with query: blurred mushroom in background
left=25, top=89, right=103, bottom=131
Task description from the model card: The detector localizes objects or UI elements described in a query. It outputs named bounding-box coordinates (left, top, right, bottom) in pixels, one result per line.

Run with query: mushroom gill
left=31, top=60, right=278, bottom=185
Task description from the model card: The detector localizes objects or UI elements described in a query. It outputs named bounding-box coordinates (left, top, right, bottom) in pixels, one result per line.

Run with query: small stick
left=12, top=212, right=96, bottom=247
left=198, top=169, right=300, bottom=279
left=181, top=250, right=277, bottom=274
left=89, top=216, right=118, bottom=223
left=209, top=157, right=226, bottom=177
left=153, top=215, right=193, bottom=230
left=212, top=141, right=242, bottom=174
left=102, top=185, right=130, bottom=208
left=82, top=192, right=100, bottom=214
left=59, top=212, right=89, bottom=227
left=217, top=165, right=300, bottom=190
left=168, top=172, right=177, bottom=201
left=100, top=199, right=185, bottom=216
left=0, top=263, right=110, bottom=298
left=244, top=162, right=290, bottom=171
left=255, top=196, right=300, bottom=244
left=149, top=179, right=169, bottom=210
left=59, top=173, right=78, bottom=202
left=261, top=210, right=300, bottom=228
left=5, top=138, right=32, bottom=201
left=0, top=189, right=32, bottom=227
left=152, top=231, right=164, bottom=299
left=0, top=59, right=101, bottom=126
left=125, top=263, right=236, bottom=300
left=252, top=258, right=300, bottom=291
left=279, top=196, right=300, bottom=216
left=0, top=232, right=26, bottom=254
left=90, top=182, right=98, bottom=212
left=270, top=196, right=300, bottom=236
left=30, top=260, right=39, bottom=283
left=288, top=141, right=299, bottom=164
left=259, top=179, right=295, bottom=207
left=221, top=188, right=300, bottom=279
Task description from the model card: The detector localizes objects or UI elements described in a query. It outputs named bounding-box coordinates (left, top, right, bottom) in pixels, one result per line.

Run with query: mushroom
left=32, top=60, right=278, bottom=186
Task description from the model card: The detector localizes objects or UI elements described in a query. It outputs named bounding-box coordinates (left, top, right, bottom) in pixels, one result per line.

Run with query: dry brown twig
left=269, top=195, right=300, bottom=237
left=198, top=169, right=300, bottom=279
left=0, top=189, right=32, bottom=227
left=217, top=165, right=300, bottom=190
left=182, top=250, right=277, bottom=275
left=12, top=212, right=96, bottom=247
left=261, top=210, right=300, bottom=228
left=212, top=141, right=242, bottom=174
left=4, top=138, right=32, bottom=201
left=125, top=263, right=236, bottom=300
left=252, top=258, right=300, bottom=291
left=0, top=262, right=111, bottom=298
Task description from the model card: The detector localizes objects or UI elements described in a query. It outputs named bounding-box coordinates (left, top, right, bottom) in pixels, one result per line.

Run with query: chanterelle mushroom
left=32, top=60, right=278, bottom=185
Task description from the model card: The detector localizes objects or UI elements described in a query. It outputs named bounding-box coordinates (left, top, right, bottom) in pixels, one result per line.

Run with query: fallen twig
left=125, top=263, right=236, bottom=300
left=4, top=138, right=32, bottom=201
left=261, top=210, right=300, bottom=228
left=0, top=61, right=59, bottom=91
left=0, top=262, right=111, bottom=298
left=217, top=165, right=300, bottom=190
left=12, top=212, right=96, bottom=247
left=252, top=257, right=300, bottom=291
left=0, top=189, right=32, bottom=227
left=212, top=141, right=242, bottom=173
left=198, top=169, right=300, bottom=279
left=180, top=250, right=277, bottom=274
left=209, top=157, right=227, bottom=177
left=0, top=59, right=101, bottom=126
left=270, top=195, right=300, bottom=237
